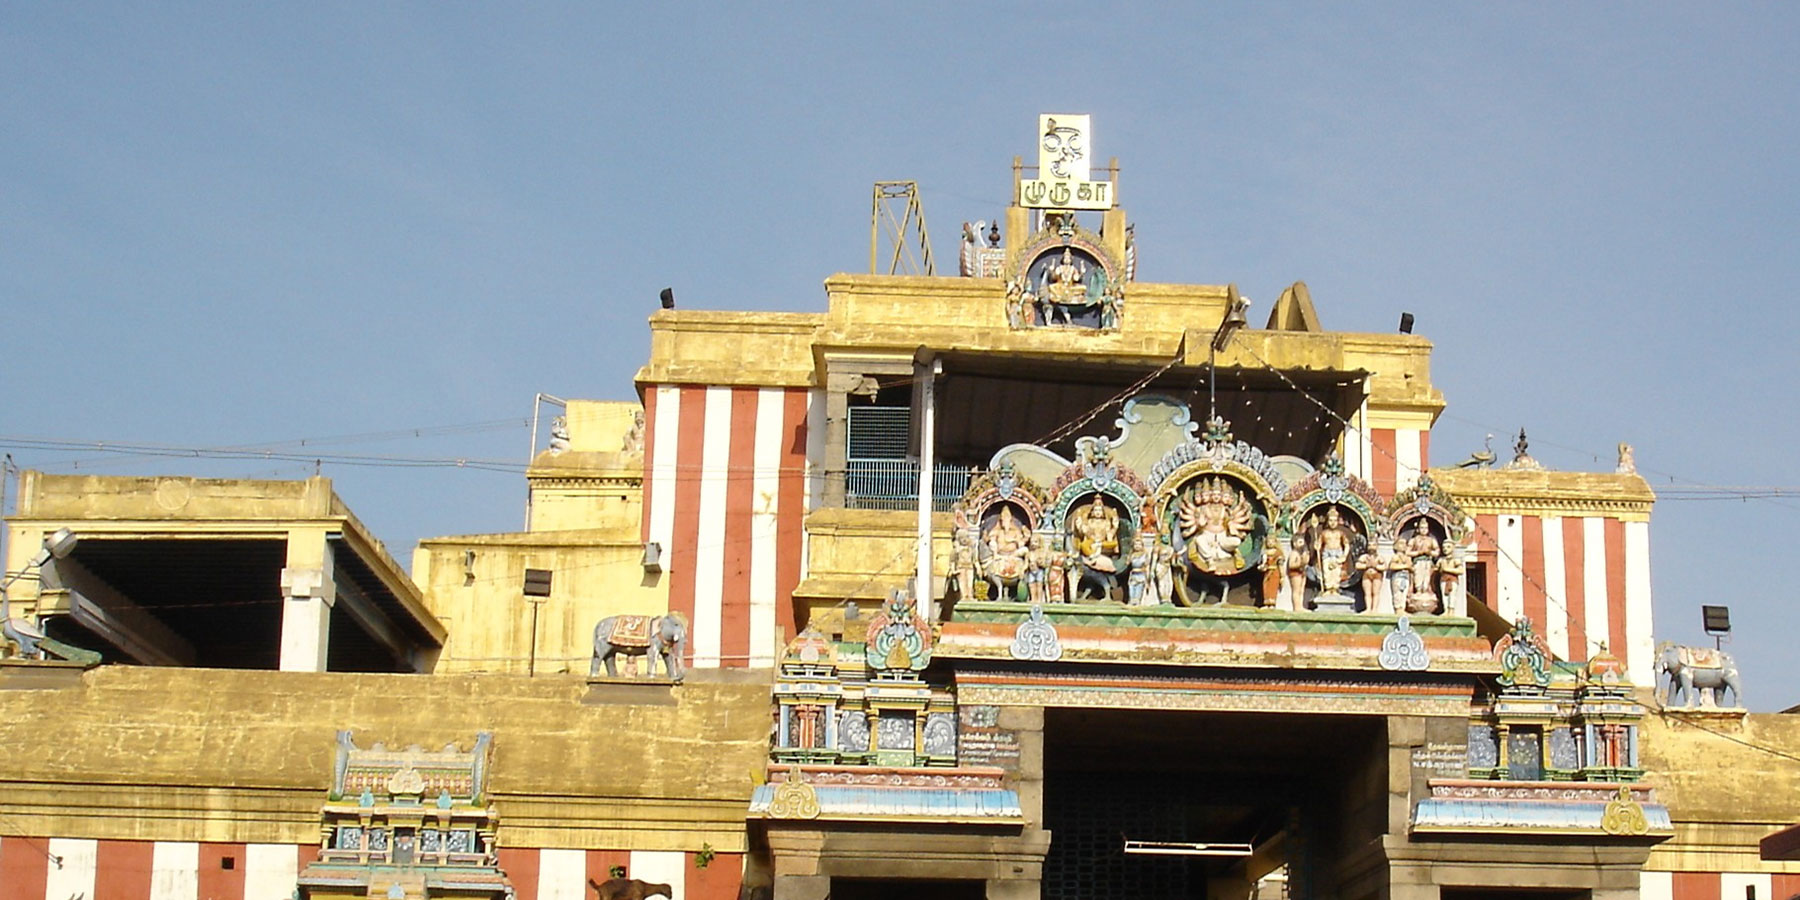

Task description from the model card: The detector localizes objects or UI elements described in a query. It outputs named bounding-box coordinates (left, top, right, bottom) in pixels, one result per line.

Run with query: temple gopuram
left=2, top=115, right=1797, bottom=900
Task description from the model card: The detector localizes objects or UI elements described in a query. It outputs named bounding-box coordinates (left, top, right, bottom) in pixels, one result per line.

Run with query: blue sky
left=5, top=4, right=1797, bottom=705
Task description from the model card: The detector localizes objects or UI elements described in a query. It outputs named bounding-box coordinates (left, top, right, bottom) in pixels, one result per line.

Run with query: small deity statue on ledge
left=549, top=416, right=571, bottom=455
left=1310, top=506, right=1360, bottom=598
left=1005, top=275, right=1034, bottom=328
left=1437, top=544, right=1465, bottom=615
left=620, top=410, right=645, bottom=455
left=1401, top=525, right=1443, bottom=613
left=1357, top=545, right=1387, bottom=613
left=950, top=525, right=978, bottom=601
left=1285, top=533, right=1311, bottom=610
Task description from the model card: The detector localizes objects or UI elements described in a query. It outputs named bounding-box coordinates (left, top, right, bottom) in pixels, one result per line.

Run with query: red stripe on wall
left=1470, top=513, right=1499, bottom=610
left=0, top=837, right=50, bottom=900
left=1520, top=516, right=1547, bottom=633
left=1772, top=873, right=1800, bottom=900
left=686, top=851, right=743, bottom=900
left=198, top=842, right=247, bottom=900
left=1605, top=517, right=1629, bottom=667
left=1561, top=518, right=1588, bottom=661
left=1371, top=429, right=1398, bottom=497
left=298, top=842, right=320, bottom=869
left=640, top=388, right=659, bottom=544
left=96, top=840, right=154, bottom=900
left=1673, top=872, right=1722, bottom=900
left=776, top=389, right=810, bottom=645
left=720, top=387, right=759, bottom=667
left=498, top=848, right=540, bottom=900
left=1418, top=430, right=1430, bottom=470
left=586, top=849, right=631, bottom=887
left=669, top=386, right=709, bottom=662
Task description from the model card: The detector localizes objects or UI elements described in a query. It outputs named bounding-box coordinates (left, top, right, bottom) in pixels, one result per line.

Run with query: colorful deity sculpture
left=1067, top=495, right=1126, bottom=600
left=1176, top=478, right=1254, bottom=576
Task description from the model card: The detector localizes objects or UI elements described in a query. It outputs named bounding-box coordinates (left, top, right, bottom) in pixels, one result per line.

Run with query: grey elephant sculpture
left=590, top=613, right=688, bottom=682
left=1656, top=641, right=1743, bottom=709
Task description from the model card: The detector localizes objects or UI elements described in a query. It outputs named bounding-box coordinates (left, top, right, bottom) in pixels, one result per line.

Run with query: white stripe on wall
left=244, top=844, right=298, bottom=900
left=539, top=848, right=588, bottom=900
left=1639, top=871, right=1674, bottom=900
left=1540, top=516, right=1568, bottom=660
left=692, top=387, right=733, bottom=667
left=647, top=385, right=681, bottom=554
left=1582, top=517, right=1609, bottom=660
left=628, top=850, right=687, bottom=900
left=45, top=838, right=96, bottom=900
left=1496, top=515, right=1525, bottom=622
left=151, top=841, right=200, bottom=900
left=1721, top=872, right=1772, bottom=900
left=1625, top=520, right=1654, bottom=683
left=1394, top=430, right=1422, bottom=493
left=749, top=388, right=785, bottom=666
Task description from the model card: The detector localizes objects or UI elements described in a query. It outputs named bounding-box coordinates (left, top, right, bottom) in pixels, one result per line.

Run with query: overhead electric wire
left=0, top=435, right=527, bottom=474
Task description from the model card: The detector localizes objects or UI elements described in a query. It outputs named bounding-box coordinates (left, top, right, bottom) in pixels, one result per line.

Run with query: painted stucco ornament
left=1010, top=603, right=1064, bottom=661
left=1495, top=617, right=1551, bottom=688
left=1378, top=616, right=1430, bottom=671
left=1601, top=785, right=1650, bottom=836
left=866, top=588, right=932, bottom=672
left=766, top=766, right=821, bottom=820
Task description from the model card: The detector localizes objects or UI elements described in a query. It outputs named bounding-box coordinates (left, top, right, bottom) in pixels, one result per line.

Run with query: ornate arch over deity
left=1002, top=223, right=1128, bottom=330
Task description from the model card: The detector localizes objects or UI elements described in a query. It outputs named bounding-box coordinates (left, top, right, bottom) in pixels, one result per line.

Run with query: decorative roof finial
left=1504, top=428, right=1543, bottom=471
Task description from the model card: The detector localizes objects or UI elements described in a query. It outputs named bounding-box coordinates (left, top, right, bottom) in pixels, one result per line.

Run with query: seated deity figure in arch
left=1177, top=479, right=1253, bottom=575
left=980, top=505, right=1033, bottom=600
left=1043, top=248, right=1087, bottom=306
left=1068, top=495, right=1125, bottom=600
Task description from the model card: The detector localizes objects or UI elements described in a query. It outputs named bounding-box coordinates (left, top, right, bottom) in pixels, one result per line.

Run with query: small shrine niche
left=297, top=732, right=508, bottom=900
left=1466, top=621, right=1647, bottom=783
left=950, top=465, right=1050, bottom=604
left=1005, top=234, right=1127, bottom=331
left=773, top=627, right=844, bottom=765
left=770, top=590, right=956, bottom=769
left=1382, top=475, right=1472, bottom=617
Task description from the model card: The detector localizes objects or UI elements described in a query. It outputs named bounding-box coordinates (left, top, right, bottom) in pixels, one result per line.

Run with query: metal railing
left=845, top=459, right=972, bottom=512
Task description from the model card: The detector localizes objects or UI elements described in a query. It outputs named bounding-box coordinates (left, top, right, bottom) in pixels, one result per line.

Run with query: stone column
left=279, top=526, right=335, bottom=672
left=773, top=875, right=830, bottom=900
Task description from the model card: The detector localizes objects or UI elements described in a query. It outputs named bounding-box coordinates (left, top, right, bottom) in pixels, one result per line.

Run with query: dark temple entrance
left=1043, top=708, right=1388, bottom=900
left=830, top=879, right=987, bottom=900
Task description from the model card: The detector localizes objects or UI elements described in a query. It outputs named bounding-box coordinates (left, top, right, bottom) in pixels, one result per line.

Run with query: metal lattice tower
left=869, top=181, right=936, bottom=276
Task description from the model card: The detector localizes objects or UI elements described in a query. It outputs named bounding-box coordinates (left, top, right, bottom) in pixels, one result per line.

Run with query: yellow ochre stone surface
left=0, top=665, right=769, bottom=849
left=1432, top=467, right=1656, bottom=520
left=1640, top=710, right=1800, bottom=872
left=633, top=274, right=1444, bottom=418
left=413, top=531, right=669, bottom=675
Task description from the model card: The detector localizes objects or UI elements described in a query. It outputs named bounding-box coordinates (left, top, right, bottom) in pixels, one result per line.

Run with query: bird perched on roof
left=1455, top=434, right=1496, bottom=469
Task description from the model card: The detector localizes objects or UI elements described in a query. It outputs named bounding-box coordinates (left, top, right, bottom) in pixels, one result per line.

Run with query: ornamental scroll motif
left=766, top=766, right=821, bottom=820
left=1378, top=616, right=1430, bottom=671
left=1010, top=604, right=1064, bottom=661
left=1600, top=785, right=1650, bottom=835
